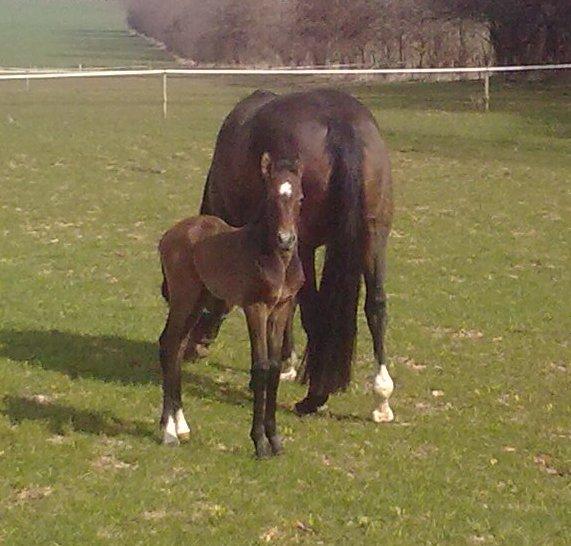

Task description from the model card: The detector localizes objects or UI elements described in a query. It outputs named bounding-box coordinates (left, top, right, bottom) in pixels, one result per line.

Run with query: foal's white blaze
left=163, top=415, right=179, bottom=445
left=279, top=182, right=293, bottom=197
left=175, top=408, right=191, bottom=439
left=372, top=364, right=395, bottom=423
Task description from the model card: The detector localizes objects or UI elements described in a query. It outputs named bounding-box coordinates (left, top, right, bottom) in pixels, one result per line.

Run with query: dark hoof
left=183, top=343, right=209, bottom=362
left=268, top=435, right=284, bottom=456
left=254, top=437, right=272, bottom=459
left=293, top=394, right=329, bottom=416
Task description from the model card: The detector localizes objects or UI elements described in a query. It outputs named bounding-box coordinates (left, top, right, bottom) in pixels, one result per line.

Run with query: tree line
left=126, top=0, right=569, bottom=67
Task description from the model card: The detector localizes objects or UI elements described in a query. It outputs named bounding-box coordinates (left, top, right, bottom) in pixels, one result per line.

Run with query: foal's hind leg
left=184, top=294, right=229, bottom=361
left=159, top=290, right=205, bottom=445
left=363, top=228, right=394, bottom=423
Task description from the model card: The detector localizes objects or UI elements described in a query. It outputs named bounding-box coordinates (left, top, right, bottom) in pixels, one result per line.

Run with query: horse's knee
left=249, top=361, right=269, bottom=391
left=365, top=291, right=387, bottom=317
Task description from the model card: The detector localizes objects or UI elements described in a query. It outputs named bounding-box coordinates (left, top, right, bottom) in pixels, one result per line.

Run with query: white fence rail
left=1, top=64, right=569, bottom=115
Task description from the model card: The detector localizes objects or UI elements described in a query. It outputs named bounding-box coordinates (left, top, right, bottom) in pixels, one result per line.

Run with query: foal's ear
left=260, top=152, right=272, bottom=179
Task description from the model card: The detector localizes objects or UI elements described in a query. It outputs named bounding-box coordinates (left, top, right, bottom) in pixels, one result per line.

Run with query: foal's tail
left=303, top=120, right=365, bottom=396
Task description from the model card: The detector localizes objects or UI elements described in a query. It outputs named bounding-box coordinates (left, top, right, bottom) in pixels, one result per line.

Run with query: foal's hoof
left=177, top=431, right=191, bottom=443
left=293, top=394, right=329, bottom=416
left=254, top=437, right=272, bottom=459
left=268, top=435, right=284, bottom=456
left=162, top=431, right=180, bottom=446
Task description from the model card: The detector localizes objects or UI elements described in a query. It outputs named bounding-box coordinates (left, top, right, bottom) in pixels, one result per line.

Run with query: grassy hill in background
left=0, top=0, right=172, bottom=68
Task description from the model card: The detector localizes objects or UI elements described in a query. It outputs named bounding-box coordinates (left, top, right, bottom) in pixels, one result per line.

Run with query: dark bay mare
left=192, top=88, right=395, bottom=423
left=159, top=153, right=305, bottom=457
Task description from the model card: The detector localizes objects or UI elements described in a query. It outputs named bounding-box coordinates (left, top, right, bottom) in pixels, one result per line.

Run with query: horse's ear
left=260, top=152, right=272, bottom=179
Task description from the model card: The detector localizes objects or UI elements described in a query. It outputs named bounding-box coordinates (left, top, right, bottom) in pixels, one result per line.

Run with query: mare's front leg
left=279, top=303, right=298, bottom=381
left=244, top=304, right=271, bottom=458
left=266, top=301, right=292, bottom=455
left=364, top=228, right=394, bottom=423
left=294, top=245, right=329, bottom=414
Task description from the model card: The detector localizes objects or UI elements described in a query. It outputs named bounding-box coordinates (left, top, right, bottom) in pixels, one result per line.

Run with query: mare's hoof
left=280, top=367, right=297, bottom=382
left=254, top=437, right=272, bottom=459
left=183, top=343, right=209, bottom=362
left=372, top=404, right=394, bottom=423
left=293, top=394, right=329, bottom=416
left=268, top=435, right=284, bottom=456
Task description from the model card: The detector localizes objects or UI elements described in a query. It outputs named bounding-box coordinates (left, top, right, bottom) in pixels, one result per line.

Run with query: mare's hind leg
left=363, top=228, right=394, bottom=423
left=279, top=303, right=298, bottom=381
left=159, top=289, right=205, bottom=445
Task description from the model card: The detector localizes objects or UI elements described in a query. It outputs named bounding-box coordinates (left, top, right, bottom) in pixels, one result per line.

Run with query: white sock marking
left=373, top=364, right=394, bottom=399
left=163, top=415, right=179, bottom=445
left=175, top=408, right=190, bottom=436
left=280, top=351, right=298, bottom=381
left=372, top=364, right=394, bottom=423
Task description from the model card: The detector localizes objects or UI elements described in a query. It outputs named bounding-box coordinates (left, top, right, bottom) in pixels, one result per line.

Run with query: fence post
left=483, top=71, right=490, bottom=112
left=162, top=71, right=168, bottom=119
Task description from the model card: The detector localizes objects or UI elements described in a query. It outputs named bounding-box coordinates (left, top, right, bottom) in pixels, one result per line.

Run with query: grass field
left=0, top=0, right=172, bottom=68
left=0, top=2, right=570, bottom=545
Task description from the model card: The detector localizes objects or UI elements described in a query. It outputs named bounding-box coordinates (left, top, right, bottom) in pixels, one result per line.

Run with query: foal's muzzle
left=277, top=231, right=297, bottom=251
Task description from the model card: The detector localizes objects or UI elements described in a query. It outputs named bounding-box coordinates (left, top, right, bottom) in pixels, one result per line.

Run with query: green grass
left=0, top=74, right=569, bottom=545
left=0, top=0, right=172, bottom=68
left=0, top=1, right=570, bottom=542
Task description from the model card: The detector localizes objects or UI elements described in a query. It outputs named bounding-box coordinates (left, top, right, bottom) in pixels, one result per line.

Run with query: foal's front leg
left=245, top=304, right=271, bottom=458
left=266, top=301, right=292, bottom=455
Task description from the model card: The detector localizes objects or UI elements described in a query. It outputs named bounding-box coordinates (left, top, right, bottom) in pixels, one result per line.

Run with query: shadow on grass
left=0, top=329, right=158, bottom=384
left=2, top=395, right=155, bottom=440
left=0, top=328, right=251, bottom=407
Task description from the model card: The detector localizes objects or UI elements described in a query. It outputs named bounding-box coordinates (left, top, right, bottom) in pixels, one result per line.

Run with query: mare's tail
left=303, top=120, right=365, bottom=396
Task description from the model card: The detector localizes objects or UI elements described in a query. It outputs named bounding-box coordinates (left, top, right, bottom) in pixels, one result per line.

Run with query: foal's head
left=260, top=152, right=303, bottom=254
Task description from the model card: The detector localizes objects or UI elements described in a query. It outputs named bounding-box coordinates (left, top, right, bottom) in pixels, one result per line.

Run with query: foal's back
left=160, top=215, right=270, bottom=308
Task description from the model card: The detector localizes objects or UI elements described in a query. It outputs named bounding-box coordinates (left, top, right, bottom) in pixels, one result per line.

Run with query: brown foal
left=158, top=153, right=304, bottom=457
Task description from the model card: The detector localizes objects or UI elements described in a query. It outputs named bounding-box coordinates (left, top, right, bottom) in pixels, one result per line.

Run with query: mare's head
left=260, top=152, right=303, bottom=254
